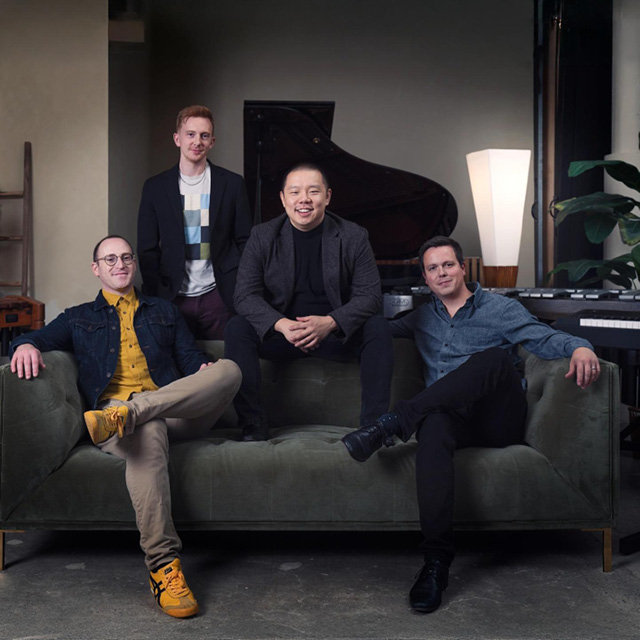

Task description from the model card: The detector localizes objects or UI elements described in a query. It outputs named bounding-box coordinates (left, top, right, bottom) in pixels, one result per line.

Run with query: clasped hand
left=275, top=315, right=337, bottom=352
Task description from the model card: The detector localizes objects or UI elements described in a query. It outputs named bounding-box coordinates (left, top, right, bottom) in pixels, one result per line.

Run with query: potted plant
left=550, top=160, right=640, bottom=288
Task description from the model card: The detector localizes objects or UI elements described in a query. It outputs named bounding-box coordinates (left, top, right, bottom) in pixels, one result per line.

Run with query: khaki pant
left=98, top=359, right=241, bottom=571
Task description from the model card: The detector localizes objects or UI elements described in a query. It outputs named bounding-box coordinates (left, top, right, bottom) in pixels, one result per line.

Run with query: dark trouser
left=224, top=314, right=393, bottom=426
left=393, top=348, right=528, bottom=564
left=174, top=288, right=232, bottom=340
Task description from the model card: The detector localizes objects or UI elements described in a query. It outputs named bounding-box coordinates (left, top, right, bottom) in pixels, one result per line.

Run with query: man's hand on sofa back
left=10, top=343, right=45, bottom=379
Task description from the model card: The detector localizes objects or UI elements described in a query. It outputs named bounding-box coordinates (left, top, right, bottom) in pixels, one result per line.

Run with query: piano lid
left=243, top=101, right=457, bottom=259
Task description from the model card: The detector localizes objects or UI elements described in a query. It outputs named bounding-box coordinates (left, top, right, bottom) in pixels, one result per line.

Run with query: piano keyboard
left=579, top=317, right=640, bottom=330
left=553, top=309, right=640, bottom=349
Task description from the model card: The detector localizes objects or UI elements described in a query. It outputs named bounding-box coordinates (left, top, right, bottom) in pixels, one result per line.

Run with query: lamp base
left=483, top=266, right=518, bottom=288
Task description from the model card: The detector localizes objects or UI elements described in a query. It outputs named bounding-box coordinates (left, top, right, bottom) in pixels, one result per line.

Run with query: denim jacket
left=10, top=289, right=209, bottom=409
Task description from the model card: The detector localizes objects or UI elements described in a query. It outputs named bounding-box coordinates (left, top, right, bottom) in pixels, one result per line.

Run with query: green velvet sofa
left=0, top=340, right=619, bottom=571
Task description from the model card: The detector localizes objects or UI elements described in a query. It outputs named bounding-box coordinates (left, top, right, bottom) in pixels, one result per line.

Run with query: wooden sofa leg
left=584, top=528, right=613, bottom=572
left=602, top=528, right=613, bottom=572
left=0, top=530, right=25, bottom=571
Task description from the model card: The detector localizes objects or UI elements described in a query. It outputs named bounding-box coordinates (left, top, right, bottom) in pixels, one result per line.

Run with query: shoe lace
left=373, top=421, right=395, bottom=448
left=106, top=408, right=125, bottom=438
left=415, top=560, right=447, bottom=586
left=164, top=568, right=190, bottom=597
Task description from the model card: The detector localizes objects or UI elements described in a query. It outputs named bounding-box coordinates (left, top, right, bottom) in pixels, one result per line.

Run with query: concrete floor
left=2, top=450, right=639, bottom=640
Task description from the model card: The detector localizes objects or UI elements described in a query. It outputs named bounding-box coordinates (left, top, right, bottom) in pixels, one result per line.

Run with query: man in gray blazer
left=224, top=163, right=392, bottom=441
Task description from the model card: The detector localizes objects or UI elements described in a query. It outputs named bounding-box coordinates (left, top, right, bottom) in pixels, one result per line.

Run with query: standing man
left=224, top=163, right=393, bottom=441
left=10, top=235, right=241, bottom=618
left=342, top=236, right=599, bottom=614
left=137, top=105, right=253, bottom=339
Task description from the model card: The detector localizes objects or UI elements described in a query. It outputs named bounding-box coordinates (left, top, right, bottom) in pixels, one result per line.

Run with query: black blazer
left=137, top=161, right=253, bottom=311
left=233, top=212, right=382, bottom=341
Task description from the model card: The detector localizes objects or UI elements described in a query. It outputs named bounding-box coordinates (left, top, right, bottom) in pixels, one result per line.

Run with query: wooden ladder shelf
left=0, top=142, right=32, bottom=296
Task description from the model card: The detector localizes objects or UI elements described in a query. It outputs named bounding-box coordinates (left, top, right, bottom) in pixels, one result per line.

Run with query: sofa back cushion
left=199, top=338, right=425, bottom=429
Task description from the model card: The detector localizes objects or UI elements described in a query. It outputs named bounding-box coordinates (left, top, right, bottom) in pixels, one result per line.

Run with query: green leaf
left=575, top=275, right=609, bottom=287
left=631, top=245, right=640, bottom=278
left=608, top=274, right=634, bottom=288
left=610, top=261, right=637, bottom=279
left=553, top=192, right=637, bottom=226
left=548, top=259, right=600, bottom=281
left=584, top=212, right=618, bottom=243
left=569, top=160, right=640, bottom=193
left=618, top=214, right=640, bottom=245
left=546, top=255, right=639, bottom=288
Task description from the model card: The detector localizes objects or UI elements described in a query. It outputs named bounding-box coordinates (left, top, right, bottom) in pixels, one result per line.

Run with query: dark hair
left=418, top=236, right=464, bottom=274
left=175, top=105, right=214, bottom=134
left=92, top=235, right=134, bottom=262
left=280, top=162, right=330, bottom=191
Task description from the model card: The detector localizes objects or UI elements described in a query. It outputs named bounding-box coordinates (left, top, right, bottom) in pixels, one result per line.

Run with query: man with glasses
left=9, top=235, right=241, bottom=618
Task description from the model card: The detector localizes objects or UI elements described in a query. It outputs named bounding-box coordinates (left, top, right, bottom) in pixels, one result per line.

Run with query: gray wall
left=112, top=0, right=535, bottom=284
left=109, top=42, right=150, bottom=250
left=1, top=0, right=108, bottom=319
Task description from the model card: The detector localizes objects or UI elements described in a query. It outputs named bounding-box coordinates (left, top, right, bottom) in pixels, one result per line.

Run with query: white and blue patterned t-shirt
left=178, top=164, right=216, bottom=296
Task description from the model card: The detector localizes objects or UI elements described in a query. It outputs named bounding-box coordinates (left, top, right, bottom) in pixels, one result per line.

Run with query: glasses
left=96, top=253, right=136, bottom=267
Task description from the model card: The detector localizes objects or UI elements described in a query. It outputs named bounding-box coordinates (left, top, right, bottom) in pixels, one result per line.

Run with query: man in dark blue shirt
left=342, top=236, right=599, bottom=614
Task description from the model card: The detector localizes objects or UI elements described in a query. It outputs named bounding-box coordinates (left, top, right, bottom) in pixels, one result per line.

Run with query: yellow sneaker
left=149, top=558, right=199, bottom=618
left=83, top=405, right=129, bottom=444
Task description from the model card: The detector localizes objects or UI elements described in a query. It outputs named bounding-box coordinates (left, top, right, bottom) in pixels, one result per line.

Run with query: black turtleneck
left=286, top=221, right=332, bottom=319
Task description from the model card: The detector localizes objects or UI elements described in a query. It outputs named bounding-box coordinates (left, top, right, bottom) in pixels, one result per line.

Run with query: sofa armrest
left=523, top=350, right=619, bottom=515
left=0, top=351, right=85, bottom=521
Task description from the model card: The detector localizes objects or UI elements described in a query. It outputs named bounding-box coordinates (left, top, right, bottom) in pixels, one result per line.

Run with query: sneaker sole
left=160, top=603, right=200, bottom=618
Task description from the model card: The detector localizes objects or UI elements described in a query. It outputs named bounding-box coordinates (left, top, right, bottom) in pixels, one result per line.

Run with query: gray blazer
left=233, top=211, right=381, bottom=341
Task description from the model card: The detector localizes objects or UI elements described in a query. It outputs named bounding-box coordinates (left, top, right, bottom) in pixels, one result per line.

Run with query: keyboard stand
left=620, top=410, right=640, bottom=555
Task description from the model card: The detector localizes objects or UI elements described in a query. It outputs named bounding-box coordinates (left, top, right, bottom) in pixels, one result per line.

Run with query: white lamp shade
left=466, top=149, right=531, bottom=267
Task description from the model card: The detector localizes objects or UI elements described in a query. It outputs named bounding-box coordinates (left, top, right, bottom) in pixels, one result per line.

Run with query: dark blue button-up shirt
left=10, top=289, right=209, bottom=409
left=390, top=283, right=593, bottom=387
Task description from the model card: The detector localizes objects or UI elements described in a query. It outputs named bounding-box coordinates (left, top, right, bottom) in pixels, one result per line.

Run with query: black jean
left=393, top=348, right=528, bottom=563
left=224, top=314, right=393, bottom=427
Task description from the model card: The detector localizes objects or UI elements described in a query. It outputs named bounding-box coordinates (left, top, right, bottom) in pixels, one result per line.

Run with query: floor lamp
left=466, top=149, right=531, bottom=288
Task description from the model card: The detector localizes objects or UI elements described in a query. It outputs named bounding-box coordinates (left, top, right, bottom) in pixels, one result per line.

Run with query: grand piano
left=243, top=100, right=458, bottom=287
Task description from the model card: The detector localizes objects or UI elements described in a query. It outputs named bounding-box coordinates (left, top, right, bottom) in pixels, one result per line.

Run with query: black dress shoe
left=341, top=414, right=401, bottom=462
left=241, top=423, right=270, bottom=441
left=409, top=558, right=449, bottom=613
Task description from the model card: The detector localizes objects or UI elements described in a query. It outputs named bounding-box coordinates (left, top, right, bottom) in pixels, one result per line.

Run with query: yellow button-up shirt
left=99, top=289, right=158, bottom=403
